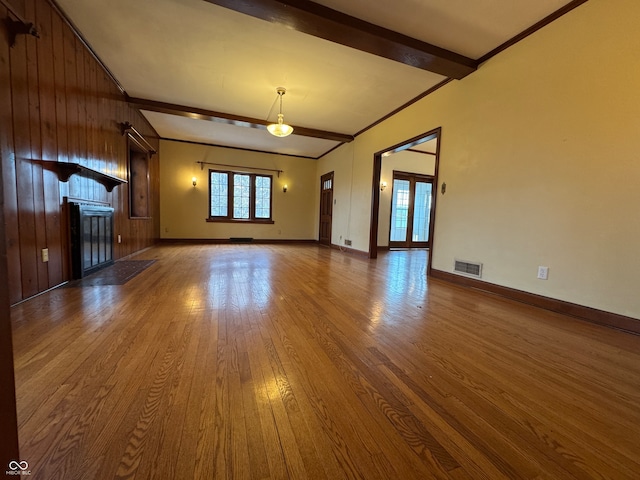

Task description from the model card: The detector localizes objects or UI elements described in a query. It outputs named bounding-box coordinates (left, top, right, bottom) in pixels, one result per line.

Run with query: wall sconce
left=283, top=184, right=288, bottom=193
left=192, top=176, right=197, bottom=187
left=380, top=181, right=387, bottom=191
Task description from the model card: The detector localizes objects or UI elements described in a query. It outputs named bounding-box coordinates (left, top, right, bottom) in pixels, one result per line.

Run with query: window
left=208, top=169, right=273, bottom=223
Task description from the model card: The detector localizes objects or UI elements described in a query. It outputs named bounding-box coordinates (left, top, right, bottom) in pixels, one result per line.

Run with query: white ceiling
left=313, top=0, right=574, bottom=58
left=56, top=0, right=579, bottom=158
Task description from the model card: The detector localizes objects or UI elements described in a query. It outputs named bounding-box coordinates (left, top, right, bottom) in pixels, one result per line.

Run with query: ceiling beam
left=128, top=97, right=354, bottom=143
left=202, top=0, right=477, bottom=79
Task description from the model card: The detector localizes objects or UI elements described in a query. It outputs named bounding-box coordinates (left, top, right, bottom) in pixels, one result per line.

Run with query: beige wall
left=317, top=0, right=640, bottom=319
left=378, top=150, right=436, bottom=247
left=315, top=142, right=366, bottom=247
left=160, top=140, right=317, bottom=240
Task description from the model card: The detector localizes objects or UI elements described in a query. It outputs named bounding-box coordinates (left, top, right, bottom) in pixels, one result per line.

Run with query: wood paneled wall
left=0, top=0, right=160, bottom=304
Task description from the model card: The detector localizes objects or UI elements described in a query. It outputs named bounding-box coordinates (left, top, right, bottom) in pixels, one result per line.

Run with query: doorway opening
left=319, top=171, right=334, bottom=246
left=369, top=127, right=441, bottom=276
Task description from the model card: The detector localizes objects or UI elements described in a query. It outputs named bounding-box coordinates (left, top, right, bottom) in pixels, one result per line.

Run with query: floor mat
left=65, top=260, right=156, bottom=287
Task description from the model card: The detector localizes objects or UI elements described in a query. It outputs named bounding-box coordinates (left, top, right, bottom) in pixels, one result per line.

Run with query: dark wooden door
left=319, top=172, right=334, bottom=245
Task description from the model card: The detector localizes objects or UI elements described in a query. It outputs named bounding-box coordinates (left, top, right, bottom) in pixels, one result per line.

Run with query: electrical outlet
left=345, top=239, right=352, bottom=246
left=537, top=266, right=549, bottom=280
left=41, top=248, right=49, bottom=263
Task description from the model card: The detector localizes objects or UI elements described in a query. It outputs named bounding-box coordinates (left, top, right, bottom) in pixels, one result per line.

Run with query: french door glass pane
left=390, top=179, right=410, bottom=242
left=412, top=181, right=432, bottom=242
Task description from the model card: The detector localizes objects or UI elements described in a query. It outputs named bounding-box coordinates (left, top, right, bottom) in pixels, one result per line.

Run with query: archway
left=369, top=127, right=441, bottom=277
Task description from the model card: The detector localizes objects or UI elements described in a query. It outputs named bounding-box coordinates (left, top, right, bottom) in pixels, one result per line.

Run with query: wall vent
left=454, top=260, right=483, bottom=278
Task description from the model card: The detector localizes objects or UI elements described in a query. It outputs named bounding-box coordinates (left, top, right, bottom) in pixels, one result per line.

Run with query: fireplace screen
left=69, top=203, right=114, bottom=278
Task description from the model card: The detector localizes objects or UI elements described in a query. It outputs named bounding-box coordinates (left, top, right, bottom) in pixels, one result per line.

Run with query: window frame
left=206, top=169, right=274, bottom=224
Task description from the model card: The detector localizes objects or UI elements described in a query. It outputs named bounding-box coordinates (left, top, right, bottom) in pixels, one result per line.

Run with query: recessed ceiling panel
left=142, top=110, right=339, bottom=158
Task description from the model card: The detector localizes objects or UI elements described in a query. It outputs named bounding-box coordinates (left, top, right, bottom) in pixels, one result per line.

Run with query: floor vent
left=454, top=260, right=483, bottom=278
left=230, top=237, right=253, bottom=243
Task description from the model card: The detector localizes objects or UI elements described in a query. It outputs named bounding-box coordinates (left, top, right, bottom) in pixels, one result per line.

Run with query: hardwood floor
left=10, top=244, right=640, bottom=479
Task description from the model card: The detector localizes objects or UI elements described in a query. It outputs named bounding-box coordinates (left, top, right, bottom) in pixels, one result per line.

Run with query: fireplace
left=69, top=202, right=114, bottom=279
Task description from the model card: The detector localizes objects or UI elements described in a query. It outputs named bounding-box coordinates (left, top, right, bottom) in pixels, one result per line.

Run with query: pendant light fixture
left=267, top=87, right=294, bottom=137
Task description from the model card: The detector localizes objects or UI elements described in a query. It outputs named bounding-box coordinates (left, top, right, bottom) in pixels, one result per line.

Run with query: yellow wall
left=317, top=0, right=640, bottom=318
left=160, top=140, right=317, bottom=240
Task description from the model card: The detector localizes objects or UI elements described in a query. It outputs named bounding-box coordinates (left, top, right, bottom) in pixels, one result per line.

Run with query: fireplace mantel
left=40, top=160, right=127, bottom=192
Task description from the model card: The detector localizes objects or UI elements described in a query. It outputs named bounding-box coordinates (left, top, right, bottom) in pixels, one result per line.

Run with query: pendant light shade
left=267, top=88, right=293, bottom=137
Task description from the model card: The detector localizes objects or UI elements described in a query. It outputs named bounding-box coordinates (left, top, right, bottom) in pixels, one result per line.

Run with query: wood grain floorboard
left=10, top=245, right=640, bottom=479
